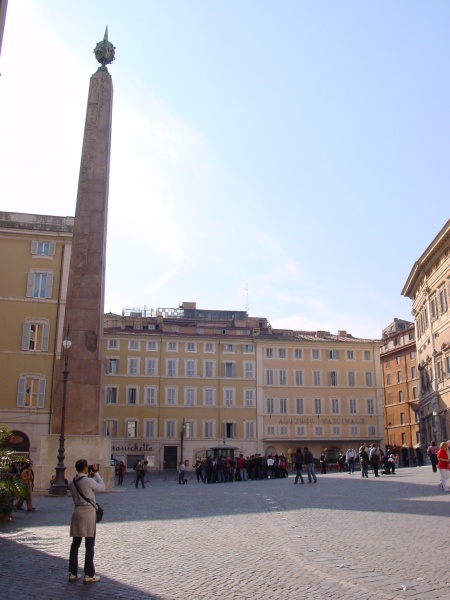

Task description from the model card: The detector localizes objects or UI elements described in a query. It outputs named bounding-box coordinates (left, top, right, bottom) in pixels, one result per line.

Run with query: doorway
left=163, top=446, right=178, bottom=470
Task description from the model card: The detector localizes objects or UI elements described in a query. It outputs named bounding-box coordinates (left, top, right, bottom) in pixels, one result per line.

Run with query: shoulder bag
left=72, top=477, right=104, bottom=523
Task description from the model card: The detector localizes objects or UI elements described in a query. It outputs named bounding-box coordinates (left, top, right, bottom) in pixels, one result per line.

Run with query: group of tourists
left=191, top=453, right=289, bottom=483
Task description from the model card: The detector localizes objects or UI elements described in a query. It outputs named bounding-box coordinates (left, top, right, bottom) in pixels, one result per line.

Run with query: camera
left=88, top=463, right=99, bottom=474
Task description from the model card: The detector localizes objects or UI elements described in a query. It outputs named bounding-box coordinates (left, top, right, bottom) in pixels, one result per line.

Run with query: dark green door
left=163, top=446, right=178, bottom=470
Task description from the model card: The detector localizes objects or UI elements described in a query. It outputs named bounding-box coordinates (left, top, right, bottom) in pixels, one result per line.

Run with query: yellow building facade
left=103, top=305, right=383, bottom=470
left=0, top=211, right=73, bottom=458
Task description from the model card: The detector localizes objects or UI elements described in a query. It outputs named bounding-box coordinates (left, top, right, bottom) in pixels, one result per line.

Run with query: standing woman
left=437, top=441, right=450, bottom=491
left=427, top=441, right=438, bottom=473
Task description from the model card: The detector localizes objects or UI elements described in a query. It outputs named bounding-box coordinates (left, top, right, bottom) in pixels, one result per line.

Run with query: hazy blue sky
left=1, top=1, right=448, bottom=339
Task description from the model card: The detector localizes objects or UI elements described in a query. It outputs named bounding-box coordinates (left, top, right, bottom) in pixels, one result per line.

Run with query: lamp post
left=49, top=332, right=72, bottom=495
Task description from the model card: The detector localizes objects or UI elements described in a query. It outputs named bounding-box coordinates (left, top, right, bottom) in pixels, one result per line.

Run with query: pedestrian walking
left=369, top=443, right=381, bottom=477
left=178, top=462, right=187, bottom=484
left=427, top=441, right=438, bottom=473
left=303, top=447, right=317, bottom=483
left=15, top=460, right=35, bottom=511
left=68, top=459, right=105, bottom=584
left=359, top=444, right=370, bottom=478
left=437, top=442, right=450, bottom=491
left=117, top=461, right=126, bottom=486
left=293, top=448, right=305, bottom=484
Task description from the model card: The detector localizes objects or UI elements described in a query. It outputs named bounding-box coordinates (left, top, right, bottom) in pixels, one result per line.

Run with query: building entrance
left=163, top=446, right=178, bottom=470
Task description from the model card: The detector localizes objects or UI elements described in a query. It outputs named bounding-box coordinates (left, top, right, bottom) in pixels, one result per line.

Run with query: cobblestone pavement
left=2, top=466, right=450, bottom=600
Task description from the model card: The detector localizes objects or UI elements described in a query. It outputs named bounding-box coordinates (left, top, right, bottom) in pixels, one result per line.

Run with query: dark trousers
left=69, top=533, right=96, bottom=577
left=136, top=472, right=145, bottom=488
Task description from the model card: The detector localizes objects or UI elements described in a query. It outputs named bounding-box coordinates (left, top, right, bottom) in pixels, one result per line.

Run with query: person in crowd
left=117, top=461, right=126, bottom=486
left=178, top=461, right=187, bottom=484
left=303, top=447, right=317, bottom=483
left=16, top=461, right=35, bottom=511
left=369, top=443, right=382, bottom=477
left=319, top=451, right=327, bottom=474
left=266, top=454, right=275, bottom=479
left=346, top=446, right=356, bottom=474
left=337, top=451, right=346, bottom=473
left=68, top=459, right=105, bottom=584
left=135, top=460, right=148, bottom=488
left=427, top=441, right=439, bottom=473
left=359, top=443, right=370, bottom=478
left=192, top=459, right=204, bottom=482
left=293, top=448, right=304, bottom=484
left=437, top=441, right=450, bottom=491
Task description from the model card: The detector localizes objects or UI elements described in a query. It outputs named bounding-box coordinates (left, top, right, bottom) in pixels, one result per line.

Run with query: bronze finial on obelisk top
left=94, top=26, right=115, bottom=70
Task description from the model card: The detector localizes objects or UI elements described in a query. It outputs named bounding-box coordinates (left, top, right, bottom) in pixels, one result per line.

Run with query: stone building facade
left=402, top=220, right=450, bottom=448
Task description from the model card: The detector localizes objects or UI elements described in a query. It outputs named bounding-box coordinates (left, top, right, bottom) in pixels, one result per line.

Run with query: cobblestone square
left=2, top=466, right=450, bottom=600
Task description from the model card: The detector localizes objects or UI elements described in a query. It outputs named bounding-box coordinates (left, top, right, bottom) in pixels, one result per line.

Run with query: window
left=365, top=372, right=373, bottom=387
left=107, top=358, right=119, bottom=374
left=399, top=390, right=403, bottom=402
left=224, top=388, right=235, bottom=407
left=296, top=398, right=304, bottom=414
left=243, top=344, right=254, bottom=353
left=106, top=387, right=118, bottom=404
left=172, top=326, right=179, bottom=332
left=128, top=340, right=139, bottom=351
left=430, top=296, right=438, bottom=319
left=244, top=389, right=254, bottom=406
left=349, top=398, right=357, bottom=414
left=267, top=425, right=276, bottom=435
left=128, top=358, right=139, bottom=375
left=312, top=349, right=320, bottom=360
left=294, top=348, right=303, bottom=359
left=22, top=322, right=50, bottom=351
left=203, top=388, right=214, bottom=406
left=245, top=422, right=255, bottom=438
left=313, top=371, right=321, bottom=386
left=204, top=360, right=214, bottom=378
left=185, top=360, right=196, bottom=377
left=295, top=370, right=303, bottom=386
left=31, top=240, right=56, bottom=256
left=244, top=362, right=254, bottom=379
left=266, top=369, right=274, bottom=385
left=279, top=370, right=287, bottom=385
left=165, top=421, right=176, bottom=438
left=266, top=398, right=274, bottom=414
left=204, top=421, right=213, bottom=438
left=348, top=371, right=355, bottom=387
left=17, top=376, right=46, bottom=408
left=440, top=287, right=448, bottom=313
left=367, top=426, right=375, bottom=436
left=222, top=362, right=236, bottom=378
left=265, top=348, right=273, bottom=358
left=401, top=433, right=406, bottom=445
left=331, top=398, right=339, bottom=414
left=364, top=350, right=371, bottom=361
left=184, top=388, right=196, bottom=406
left=126, top=421, right=137, bottom=438
left=413, top=386, right=418, bottom=399
left=144, top=386, right=157, bottom=405
left=167, top=359, right=177, bottom=377
left=350, top=426, right=359, bottom=436
left=329, top=350, right=339, bottom=360
left=280, top=425, right=288, bottom=436
left=328, top=371, right=338, bottom=386
left=223, top=422, right=236, bottom=438
left=147, top=340, right=157, bottom=351
left=396, top=356, right=401, bottom=365
left=314, top=426, right=323, bottom=436
left=296, top=426, right=305, bottom=436
left=366, top=398, right=374, bottom=414
left=204, top=343, right=215, bottom=353
left=278, top=348, right=286, bottom=359
left=186, top=342, right=196, bottom=352
left=146, top=358, right=157, bottom=376
left=167, top=341, right=178, bottom=352
left=26, top=271, right=53, bottom=299
left=397, top=371, right=402, bottom=383
left=166, top=387, right=177, bottom=405
left=400, top=412, right=405, bottom=425
left=280, top=398, right=287, bottom=414
left=104, top=420, right=117, bottom=437
left=127, top=387, right=138, bottom=404
left=314, top=398, right=322, bottom=414
left=223, top=344, right=235, bottom=353
left=108, top=339, right=119, bottom=349
left=346, top=350, right=354, bottom=360
left=332, top=426, right=341, bottom=436
left=411, top=366, right=416, bottom=378
left=185, top=421, right=195, bottom=439
left=410, top=351, right=415, bottom=359
left=144, top=420, right=156, bottom=438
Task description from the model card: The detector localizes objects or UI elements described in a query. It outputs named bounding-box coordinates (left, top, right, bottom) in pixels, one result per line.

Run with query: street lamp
left=49, top=331, right=72, bottom=496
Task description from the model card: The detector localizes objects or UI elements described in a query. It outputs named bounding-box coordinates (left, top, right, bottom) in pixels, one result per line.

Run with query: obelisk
left=52, top=30, right=115, bottom=437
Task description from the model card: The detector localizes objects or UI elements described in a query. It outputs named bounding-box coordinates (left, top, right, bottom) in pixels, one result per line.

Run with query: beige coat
left=69, top=472, right=105, bottom=538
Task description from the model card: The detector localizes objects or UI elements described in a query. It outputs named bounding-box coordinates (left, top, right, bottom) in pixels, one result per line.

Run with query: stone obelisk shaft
left=52, top=67, right=113, bottom=435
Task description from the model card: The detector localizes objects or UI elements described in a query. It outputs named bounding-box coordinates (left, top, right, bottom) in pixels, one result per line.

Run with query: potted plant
left=0, top=425, right=26, bottom=522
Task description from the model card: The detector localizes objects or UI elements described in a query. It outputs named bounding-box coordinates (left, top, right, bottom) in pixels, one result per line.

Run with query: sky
left=0, top=1, right=449, bottom=340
